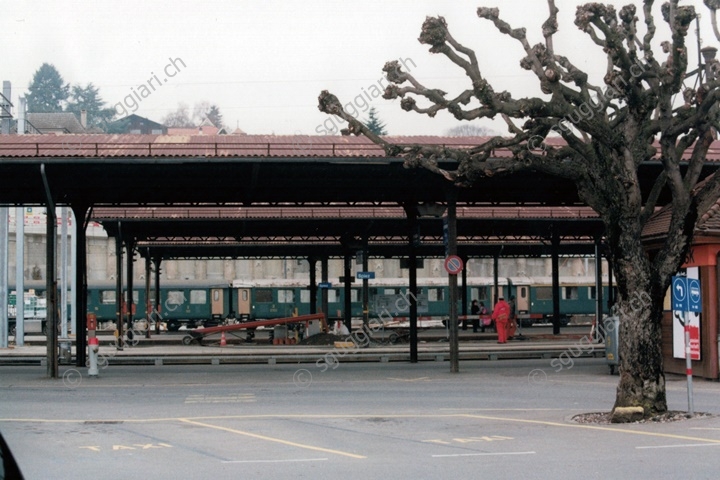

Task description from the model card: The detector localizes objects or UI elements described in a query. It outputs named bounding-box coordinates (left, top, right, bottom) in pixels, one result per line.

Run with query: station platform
left=0, top=328, right=604, bottom=367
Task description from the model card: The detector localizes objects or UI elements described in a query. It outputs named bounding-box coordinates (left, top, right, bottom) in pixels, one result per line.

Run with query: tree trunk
left=608, top=215, right=668, bottom=415
left=613, top=294, right=667, bottom=414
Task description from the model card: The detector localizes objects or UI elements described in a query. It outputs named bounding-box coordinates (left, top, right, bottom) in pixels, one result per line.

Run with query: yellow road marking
left=178, top=418, right=366, bottom=459
left=461, top=414, right=720, bottom=444
left=387, top=377, right=430, bottom=382
left=1, top=412, right=718, bottom=447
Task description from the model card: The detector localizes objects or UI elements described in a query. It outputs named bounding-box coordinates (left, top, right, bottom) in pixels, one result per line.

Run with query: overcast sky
left=2, top=0, right=717, bottom=135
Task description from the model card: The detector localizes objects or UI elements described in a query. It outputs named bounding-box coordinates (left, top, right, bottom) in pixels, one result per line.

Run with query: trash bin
left=603, top=315, right=619, bottom=374
left=59, top=340, right=72, bottom=364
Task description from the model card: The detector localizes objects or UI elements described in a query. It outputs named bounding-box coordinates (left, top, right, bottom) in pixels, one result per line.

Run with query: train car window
left=350, top=289, right=360, bottom=303
left=519, top=287, right=528, bottom=299
left=535, top=287, right=552, bottom=300
left=562, top=287, right=579, bottom=300
left=589, top=286, right=597, bottom=300
left=242, top=290, right=249, bottom=302
left=427, top=288, right=445, bottom=302
left=471, top=287, right=488, bottom=301
left=278, top=289, right=295, bottom=303
left=300, top=290, right=310, bottom=303
left=255, top=289, right=273, bottom=302
left=328, top=289, right=338, bottom=302
left=101, top=290, right=116, bottom=305
left=167, top=290, right=185, bottom=305
left=384, top=288, right=399, bottom=295
left=213, top=290, right=220, bottom=302
left=190, top=290, right=207, bottom=304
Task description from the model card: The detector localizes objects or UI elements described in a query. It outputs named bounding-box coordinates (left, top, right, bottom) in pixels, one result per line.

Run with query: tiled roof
left=1, top=134, right=720, bottom=160
left=91, top=205, right=599, bottom=221
left=25, top=113, right=86, bottom=134
left=0, top=134, right=491, bottom=158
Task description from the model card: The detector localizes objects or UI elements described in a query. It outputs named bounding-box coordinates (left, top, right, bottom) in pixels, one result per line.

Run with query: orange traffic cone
left=220, top=331, right=227, bottom=347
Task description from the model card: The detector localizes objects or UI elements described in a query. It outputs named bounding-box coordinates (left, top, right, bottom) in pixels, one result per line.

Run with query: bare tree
left=162, top=102, right=194, bottom=127
left=445, top=124, right=495, bottom=136
left=319, top=1, right=720, bottom=417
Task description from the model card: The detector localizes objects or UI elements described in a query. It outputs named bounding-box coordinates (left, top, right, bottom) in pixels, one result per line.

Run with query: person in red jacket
left=492, top=296, right=511, bottom=343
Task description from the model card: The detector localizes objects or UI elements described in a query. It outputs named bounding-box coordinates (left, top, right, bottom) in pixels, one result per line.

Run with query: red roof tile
left=3, top=134, right=718, bottom=161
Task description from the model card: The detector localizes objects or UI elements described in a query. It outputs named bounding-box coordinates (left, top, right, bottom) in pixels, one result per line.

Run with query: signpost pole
left=673, top=274, right=698, bottom=417
left=685, top=317, right=694, bottom=416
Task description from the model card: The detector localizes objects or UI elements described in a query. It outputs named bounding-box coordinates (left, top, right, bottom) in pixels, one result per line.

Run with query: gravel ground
left=573, top=410, right=715, bottom=424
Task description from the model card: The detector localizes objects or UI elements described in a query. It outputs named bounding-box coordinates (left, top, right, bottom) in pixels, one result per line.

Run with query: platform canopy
left=92, top=205, right=605, bottom=259
left=3, top=133, right=718, bottom=261
left=3, top=134, right=715, bottom=207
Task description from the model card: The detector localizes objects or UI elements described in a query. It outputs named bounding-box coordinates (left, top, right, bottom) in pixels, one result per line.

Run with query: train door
left=516, top=285, right=530, bottom=313
left=237, top=287, right=251, bottom=320
left=211, top=288, right=224, bottom=319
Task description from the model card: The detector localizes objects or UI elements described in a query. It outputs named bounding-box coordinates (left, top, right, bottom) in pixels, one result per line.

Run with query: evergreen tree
left=206, top=105, right=224, bottom=129
left=65, top=83, right=115, bottom=130
left=363, top=107, right=387, bottom=135
left=26, top=63, right=69, bottom=113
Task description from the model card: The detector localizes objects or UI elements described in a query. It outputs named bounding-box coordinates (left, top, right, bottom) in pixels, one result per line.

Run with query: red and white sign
left=444, top=255, right=464, bottom=275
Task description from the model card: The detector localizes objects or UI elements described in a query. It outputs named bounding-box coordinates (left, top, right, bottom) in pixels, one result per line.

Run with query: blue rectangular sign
left=318, top=282, right=332, bottom=289
left=672, top=275, right=702, bottom=313
left=357, top=272, right=375, bottom=280
left=688, top=278, right=702, bottom=313
left=672, top=276, right=688, bottom=312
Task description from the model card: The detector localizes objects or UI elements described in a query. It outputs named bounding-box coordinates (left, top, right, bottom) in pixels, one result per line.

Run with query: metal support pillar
left=115, top=225, right=123, bottom=349
left=447, top=191, right=459, bottom=373
left=461, top=257, right=468, bottom=318
left=41, top=165, right=58, bottom=377
left=0, top=208, right=8, bottom=349
left=407, top=206, right=419, bottom=363
left=321, top=257, right=329, bottom=319
left=60, top=207, right=68, bottom=339
left=607, top=258, right=614, bottom=309
left=362, top=242, right=369, bottom=333
left=551, top=232, right=561, bottom=335
left=308, top=257, right=317, bottom=314
left=72, top=204, right=89, bottom=367
left=126, top=239, right=134, bottom=338
left=145, top=253, right=151, bottom=338
left=493, top=252, right=500, bottom=304
left=15, top=206, right=25, bottom=347
left=594, top=237, right=604, bottom=341
left=153, top=256, right=162, bottom=334
left=343, top=252, right=352, bottom=332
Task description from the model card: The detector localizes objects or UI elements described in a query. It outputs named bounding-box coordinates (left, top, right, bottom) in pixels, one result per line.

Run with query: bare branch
left=704, top=0, right=720, bottom=41
left=543, top=0, right=560, bottom=56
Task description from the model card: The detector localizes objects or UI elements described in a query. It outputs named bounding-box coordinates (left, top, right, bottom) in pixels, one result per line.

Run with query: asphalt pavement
left=1, top=355, right=719, bottom=479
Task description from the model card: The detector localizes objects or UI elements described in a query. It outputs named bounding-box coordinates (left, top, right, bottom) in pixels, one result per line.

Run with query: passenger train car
left=8, top=276, right=613, bottom=334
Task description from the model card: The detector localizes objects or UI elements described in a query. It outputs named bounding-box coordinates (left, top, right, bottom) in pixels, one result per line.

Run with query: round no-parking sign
left=444, top=255, right=464, bottom=275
